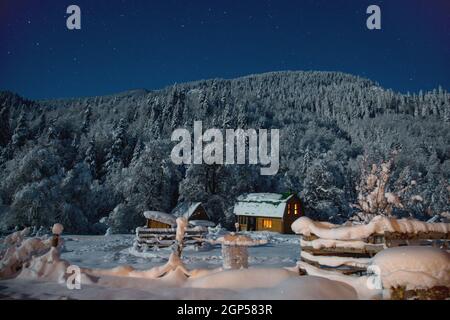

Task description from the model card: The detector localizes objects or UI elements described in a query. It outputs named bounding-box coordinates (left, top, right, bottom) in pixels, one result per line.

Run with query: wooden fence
left=299, top=231, right=449, bottom=276
left=134, top=226, right=209, bottom=249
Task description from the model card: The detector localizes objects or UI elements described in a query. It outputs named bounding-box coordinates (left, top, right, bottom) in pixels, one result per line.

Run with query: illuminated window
left=287, top=204, right=291, bottom=214
left=294, top=203, right=299, bottom=215
left=263, top=219, right=272, bottom=229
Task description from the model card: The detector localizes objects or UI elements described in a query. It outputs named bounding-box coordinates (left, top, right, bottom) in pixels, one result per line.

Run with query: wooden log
left=390, top=286, right=449, bottom=300
left=384, top=231, right=449, bottom=241
left=136, top=227, right=208, bottom=234
left=300, top=231, right=448, bottom=243
left=384, top=238, right=448, bottom=248
left=299, top=258, right=367, bottom=276
left=137, top=233, right=206, bottom=239
left=301, top=247, right=376, bottom=258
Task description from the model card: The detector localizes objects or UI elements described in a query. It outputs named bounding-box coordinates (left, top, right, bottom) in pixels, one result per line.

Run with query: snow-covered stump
left=222, top=244, right=248, bottom=270
left=214, top=233, right=267, bottom=270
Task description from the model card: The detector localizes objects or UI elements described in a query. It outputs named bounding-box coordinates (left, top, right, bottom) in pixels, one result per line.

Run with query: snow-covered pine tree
left=11, top=112, right=28, bottom=148
left=0, top=105, right=10, bottom=147
left=81, top=104, right=92, bottom=135
left=104, top=118, right=127, bottom=171
left=35, top=112, right=47, bottom=137
left=302, top=147, right=312, bottom=174
left=46, top=117, right=59, bottom=141
left=84, top=136, right=97, bottom=178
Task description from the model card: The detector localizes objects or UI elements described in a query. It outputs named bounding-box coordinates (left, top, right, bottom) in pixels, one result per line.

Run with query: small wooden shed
left=233, top=193, right=302, bottom=234
left=171, top=202, right=214, bottom=227
left=144, top=211, right=177, bottom=229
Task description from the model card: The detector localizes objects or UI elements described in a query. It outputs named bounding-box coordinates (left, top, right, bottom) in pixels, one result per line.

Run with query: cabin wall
left=257, top=217, right=283, bottom=232
left=190, top=206, right=209, bottom=221
left=237, top=215, right=282, bottom=232
left=237, top=215, right=249, bottom=231
left=147, top=219, right=172, bottom=229
left=282, top=196, right=302, bottom=234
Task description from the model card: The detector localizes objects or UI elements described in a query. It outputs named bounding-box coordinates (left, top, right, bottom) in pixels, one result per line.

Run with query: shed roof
left=143, top=211, right=177, bottom=226
left=233, top=193, right=294, bottom=218
left=171, top=202, right=209, bottom=220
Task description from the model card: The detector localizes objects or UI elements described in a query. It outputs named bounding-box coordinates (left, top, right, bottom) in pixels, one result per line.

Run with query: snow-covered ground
left=0, top=232, right=308, bottom=300
left=1, top=228, right=448, bottom=300
left=60, top=232, right=299, bottom=270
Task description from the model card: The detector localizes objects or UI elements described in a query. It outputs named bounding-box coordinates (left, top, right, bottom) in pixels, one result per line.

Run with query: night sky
left=0, top=0, right=449, bottom=100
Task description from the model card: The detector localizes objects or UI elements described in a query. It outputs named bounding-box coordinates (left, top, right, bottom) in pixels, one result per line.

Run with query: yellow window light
left=263, top=219, right=272, bottom=229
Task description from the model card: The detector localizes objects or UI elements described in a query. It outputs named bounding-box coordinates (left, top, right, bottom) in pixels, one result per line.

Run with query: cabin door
left=247, top=217, right=256, bottom=231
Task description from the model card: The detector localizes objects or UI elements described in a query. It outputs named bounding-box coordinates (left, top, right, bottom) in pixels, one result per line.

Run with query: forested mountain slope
left=0, top=71, right=449, bottom=233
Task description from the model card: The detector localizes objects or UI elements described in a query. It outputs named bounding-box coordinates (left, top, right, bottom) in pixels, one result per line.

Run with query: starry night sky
left=0, top=0, right=449, bottom=99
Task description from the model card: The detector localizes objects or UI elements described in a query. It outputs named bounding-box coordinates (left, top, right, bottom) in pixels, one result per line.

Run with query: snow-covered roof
left=233, top=193, right=294, bottom=218
left=188, top=220, right=216, bottom=227
left=143, top=211, right=177, bottom=226
left=171, top=202, right=209, bottom=220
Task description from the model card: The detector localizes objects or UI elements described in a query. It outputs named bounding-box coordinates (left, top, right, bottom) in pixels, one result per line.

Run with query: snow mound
left=297, top=261, right=382, bottom=300
left=239, top=276, right=358, bottom=300
left=300, top=238, right=382, bottom=250
left=185, top=268, right=298, bottom=290
left=0, top=237, right=52, bottom=279
left=3, top=227, right=31, bottom=246
left=216, top=233, right=268, bottom=246
left=370, top=246, right=450, bottom=290
left=292, top=216, right=450, bottom=240
left=16, top=246, right=95, bottom=287
left=86, top=252, right=190, bottom=280
left=301, top=251, right=370, bottom=268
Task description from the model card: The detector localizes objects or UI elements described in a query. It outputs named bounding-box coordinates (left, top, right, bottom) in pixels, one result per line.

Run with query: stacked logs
left=293, top=217, right=449, bottom=276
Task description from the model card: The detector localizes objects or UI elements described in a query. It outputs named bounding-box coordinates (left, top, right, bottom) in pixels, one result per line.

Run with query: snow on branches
left=353, top=153, right=404, bottom=222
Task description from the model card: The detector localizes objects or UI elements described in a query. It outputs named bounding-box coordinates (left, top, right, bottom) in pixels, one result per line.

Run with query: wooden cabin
left=233, top=193, right=302, bottom=234
left=144, top=211, right=177, bottom=229
left=171, top=202, right=215, bottom=227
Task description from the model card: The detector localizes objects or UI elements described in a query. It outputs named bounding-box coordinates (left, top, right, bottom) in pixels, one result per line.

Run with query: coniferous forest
left=0, top=71, right=449, bottom=234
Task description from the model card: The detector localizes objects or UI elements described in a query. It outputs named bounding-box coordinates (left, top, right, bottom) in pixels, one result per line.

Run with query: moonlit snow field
left=61, top=233, right=300, bottom=270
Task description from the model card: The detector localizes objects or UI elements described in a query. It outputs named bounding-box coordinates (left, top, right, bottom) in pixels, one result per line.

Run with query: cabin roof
left=171, top=202, right=209, bottom=220
left=233, top=193, right=295, bottom=218
left=143, top=211, right=177, bottom=226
